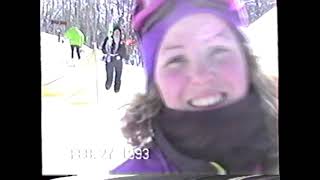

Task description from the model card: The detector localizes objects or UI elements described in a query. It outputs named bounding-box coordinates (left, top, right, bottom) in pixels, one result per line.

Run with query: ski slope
left=41, top=32, right=147, bottom=177
left=42, top=7, right=278, bottom=179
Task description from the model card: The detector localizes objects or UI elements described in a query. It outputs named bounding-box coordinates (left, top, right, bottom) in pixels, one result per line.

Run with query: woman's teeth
left=190, top=95, right=224, bottom=107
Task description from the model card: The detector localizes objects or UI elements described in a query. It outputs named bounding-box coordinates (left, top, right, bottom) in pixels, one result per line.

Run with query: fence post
left=93, top=42, right=99, bottom=104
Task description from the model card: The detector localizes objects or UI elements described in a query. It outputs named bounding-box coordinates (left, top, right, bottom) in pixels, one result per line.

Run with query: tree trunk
left=93, top=1, right=97, bottom=44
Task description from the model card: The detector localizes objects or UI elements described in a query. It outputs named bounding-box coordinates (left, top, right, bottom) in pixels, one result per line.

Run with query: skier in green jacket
left=64, top=26, right=85, bottom=60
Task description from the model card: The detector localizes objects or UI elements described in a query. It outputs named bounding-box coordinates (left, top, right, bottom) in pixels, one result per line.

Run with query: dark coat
left=101, top=36, right=128, bottom=61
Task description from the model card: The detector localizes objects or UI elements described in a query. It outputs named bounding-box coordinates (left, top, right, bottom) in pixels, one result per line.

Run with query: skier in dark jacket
left=101, top=26, right=127, bottom=93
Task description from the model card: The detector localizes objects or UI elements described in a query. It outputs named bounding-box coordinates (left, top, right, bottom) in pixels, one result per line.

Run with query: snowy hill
left=41, top=32, right=146, bottom=176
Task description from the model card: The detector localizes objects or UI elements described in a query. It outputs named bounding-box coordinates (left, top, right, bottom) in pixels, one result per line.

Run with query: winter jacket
left=110, top=145, right=279, bottom=180
left=110, top=114, right=274, bottom=176
left=64, top=27, right=85, bottom=46
left=111, top=145, right=177, bottom=174
left=101, top=36, right=129, bottom=60
left=110, top=120, right=228, bottom=175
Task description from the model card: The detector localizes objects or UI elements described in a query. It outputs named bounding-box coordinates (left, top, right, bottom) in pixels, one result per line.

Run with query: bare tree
left=41, top=0, right=138, bottom=48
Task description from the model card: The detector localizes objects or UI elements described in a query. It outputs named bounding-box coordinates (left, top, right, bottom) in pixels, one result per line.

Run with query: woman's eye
left=208, top=47, right=231, bottom=63
left=165, top=56, right=187, bottom=68
left=209, top=47, right=230, bottom=57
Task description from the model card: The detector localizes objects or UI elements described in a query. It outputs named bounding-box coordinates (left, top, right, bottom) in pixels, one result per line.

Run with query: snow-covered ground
left=42, top=6, right=278, bottom=179
left=41, top=32, right=146, bottom=177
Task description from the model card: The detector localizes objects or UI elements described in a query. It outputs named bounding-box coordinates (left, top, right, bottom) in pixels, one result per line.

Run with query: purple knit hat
left=133, top=0, right=248, bottom=90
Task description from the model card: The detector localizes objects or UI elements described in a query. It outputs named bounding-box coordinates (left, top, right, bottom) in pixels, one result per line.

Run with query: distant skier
left=134, top=49, right=143, bottom=67
left=56, top=28, right=62, bottom=42
left=64, top=26, right=85, bottom=60
left=101, top=26, right=127, bottom=93
left=124, top=37, right=137, bottom=66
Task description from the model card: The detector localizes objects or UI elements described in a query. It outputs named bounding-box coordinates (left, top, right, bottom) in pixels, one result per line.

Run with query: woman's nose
left=189, top=62, right=216, bottom=85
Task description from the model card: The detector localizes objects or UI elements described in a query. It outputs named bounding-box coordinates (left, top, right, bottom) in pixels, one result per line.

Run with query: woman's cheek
left=218, top=62, right=249, bottom=98
left=157, top=70, right=189, bottom=107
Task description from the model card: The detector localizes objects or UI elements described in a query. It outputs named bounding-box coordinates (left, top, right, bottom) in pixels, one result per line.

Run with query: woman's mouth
left=188, top=93, right=227, bottom=108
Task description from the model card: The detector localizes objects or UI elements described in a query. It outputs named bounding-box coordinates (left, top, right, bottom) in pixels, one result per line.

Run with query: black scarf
left=152, top=88, right=277, bottom=174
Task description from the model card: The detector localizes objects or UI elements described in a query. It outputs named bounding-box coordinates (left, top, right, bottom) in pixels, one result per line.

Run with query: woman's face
left=155, top=13, right=249, bottom=111
left=113, top=29, right=121, bottom=44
